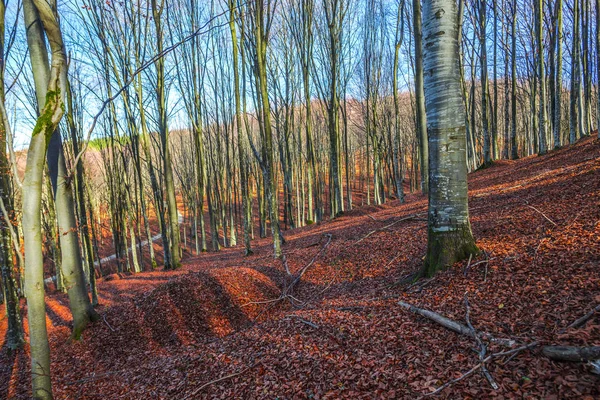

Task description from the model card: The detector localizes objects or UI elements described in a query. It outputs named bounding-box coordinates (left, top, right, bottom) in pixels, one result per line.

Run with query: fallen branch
left=102, top=314, right=115, bottom=332
left=520, top=198, right=557, bottom=227
left=284, top=233, right=333, bottom=295
left=185, top=363, right=257, bottom=398
left=562, top=304, right=600, bottom=332
left=398, top=301, right=516, bottom=347
left=65, top=371, right=120, bottom=385
left=399, top=301, right=473, bottom=337
left=465, top=296, right=498, bottom=390
left=242, top=234, right=333, bottom=310
left=287, top=315, right=319, bottom=329
left=463, top=254, right=473, bottom=277
left=542, top=346, right=600, bottom=363
left=355, top=213, right=425, bottom=245
left=286, top=315, right=343, bottom=345
left=424, top=341, right=540, bottom=397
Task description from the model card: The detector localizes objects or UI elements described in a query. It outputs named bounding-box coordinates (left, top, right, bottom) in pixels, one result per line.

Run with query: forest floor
left=1, top=137, right=600, bottom=399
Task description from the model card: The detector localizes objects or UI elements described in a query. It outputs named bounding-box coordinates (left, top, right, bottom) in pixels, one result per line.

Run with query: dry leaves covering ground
left=1, top=137, right=599, bottom=399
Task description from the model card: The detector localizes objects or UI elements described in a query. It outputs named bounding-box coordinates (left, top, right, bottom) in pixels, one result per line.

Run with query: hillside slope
left=1, top=137, right=599, bottom=399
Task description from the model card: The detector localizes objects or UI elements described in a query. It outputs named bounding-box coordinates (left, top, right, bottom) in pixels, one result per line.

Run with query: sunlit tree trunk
left=421, top=0, right=478, bottom=277
left=22, top=0, right=70, bottom=396
left=25, top=0, right=96, bottom=341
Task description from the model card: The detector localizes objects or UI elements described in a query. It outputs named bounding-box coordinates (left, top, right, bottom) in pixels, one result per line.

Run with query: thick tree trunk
left=421, top=0, right=478, bottom=277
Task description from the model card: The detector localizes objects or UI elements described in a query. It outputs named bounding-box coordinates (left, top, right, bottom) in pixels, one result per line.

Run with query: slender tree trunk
left=570, top=0, right=581, bottom=143
left=596, top=0, right=600, bottom=137
left=65, top=80, right=98, bottom=304
left=480, top=0, right=491, bottom=165
left=581, top=0, right=591, bottom=134
left=393, top=0, right=406, bottom=203
left=413, top=0, right=428, bottom=193
left=229, top=1, right=252, bottom=255
left=553, top=0, right=563, bottom=148
left=492, top=0, right=498, bottom=159
left=502, top=0, right=510, bottom=160
left=253, top=1, right=282, bottom=257
left=510, top=0, right=518, bottom=159
left=0, top=0, right=23, bottom=350
left=536, top=0, right=548, bottom=154
left=152, top=0, right=181, bottom=268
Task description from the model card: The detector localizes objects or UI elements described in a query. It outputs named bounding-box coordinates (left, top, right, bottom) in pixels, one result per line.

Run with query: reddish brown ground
left=1, top=137, right=599, bottom=399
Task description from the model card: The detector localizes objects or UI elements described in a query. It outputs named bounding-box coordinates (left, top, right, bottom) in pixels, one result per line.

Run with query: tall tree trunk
left=25, top=0, right=96, bottom=341
left=492, top=0, right=498, bottom=159
left=536, top=0, right=548, bottom=154
left=570, top=0, right=581, bottom=144
left=502, top=0, right=510, bottom=160
left=229, top=0, right=252, bottom=255
left=22, top=0, right=69, bottom=396
left=253, top=1, right=282, bottom=257
left=152, top=0, right=181, bottom=268
left=65, top=80, right=98, bottom=305
left=510, top=0, right=518, bottom=159
left=480, top=0, right=491, bottom=165
left=581, top=0, right=591, bottom=134
left=0, top=0, right=23, bottom=350
left=421, top=0, right=478, bottom=277
left=553, top=0, right=563, bottom=148
left=596, top=0, right=600, bottom=137
left=413, top=0, right=428, bottom=193
left=393, top=0, right=406, bottom=203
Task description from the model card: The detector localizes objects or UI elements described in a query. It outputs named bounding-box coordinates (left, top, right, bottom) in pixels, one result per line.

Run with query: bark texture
left=421, top=0, right=478, bottom=277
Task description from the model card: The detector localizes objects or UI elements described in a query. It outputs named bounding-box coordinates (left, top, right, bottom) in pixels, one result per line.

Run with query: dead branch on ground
left=422, top=341, right=540, bottom=397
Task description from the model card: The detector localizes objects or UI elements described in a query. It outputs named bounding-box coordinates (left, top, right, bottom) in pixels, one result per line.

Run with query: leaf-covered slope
left=1, top=137, right=599, bottom=399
